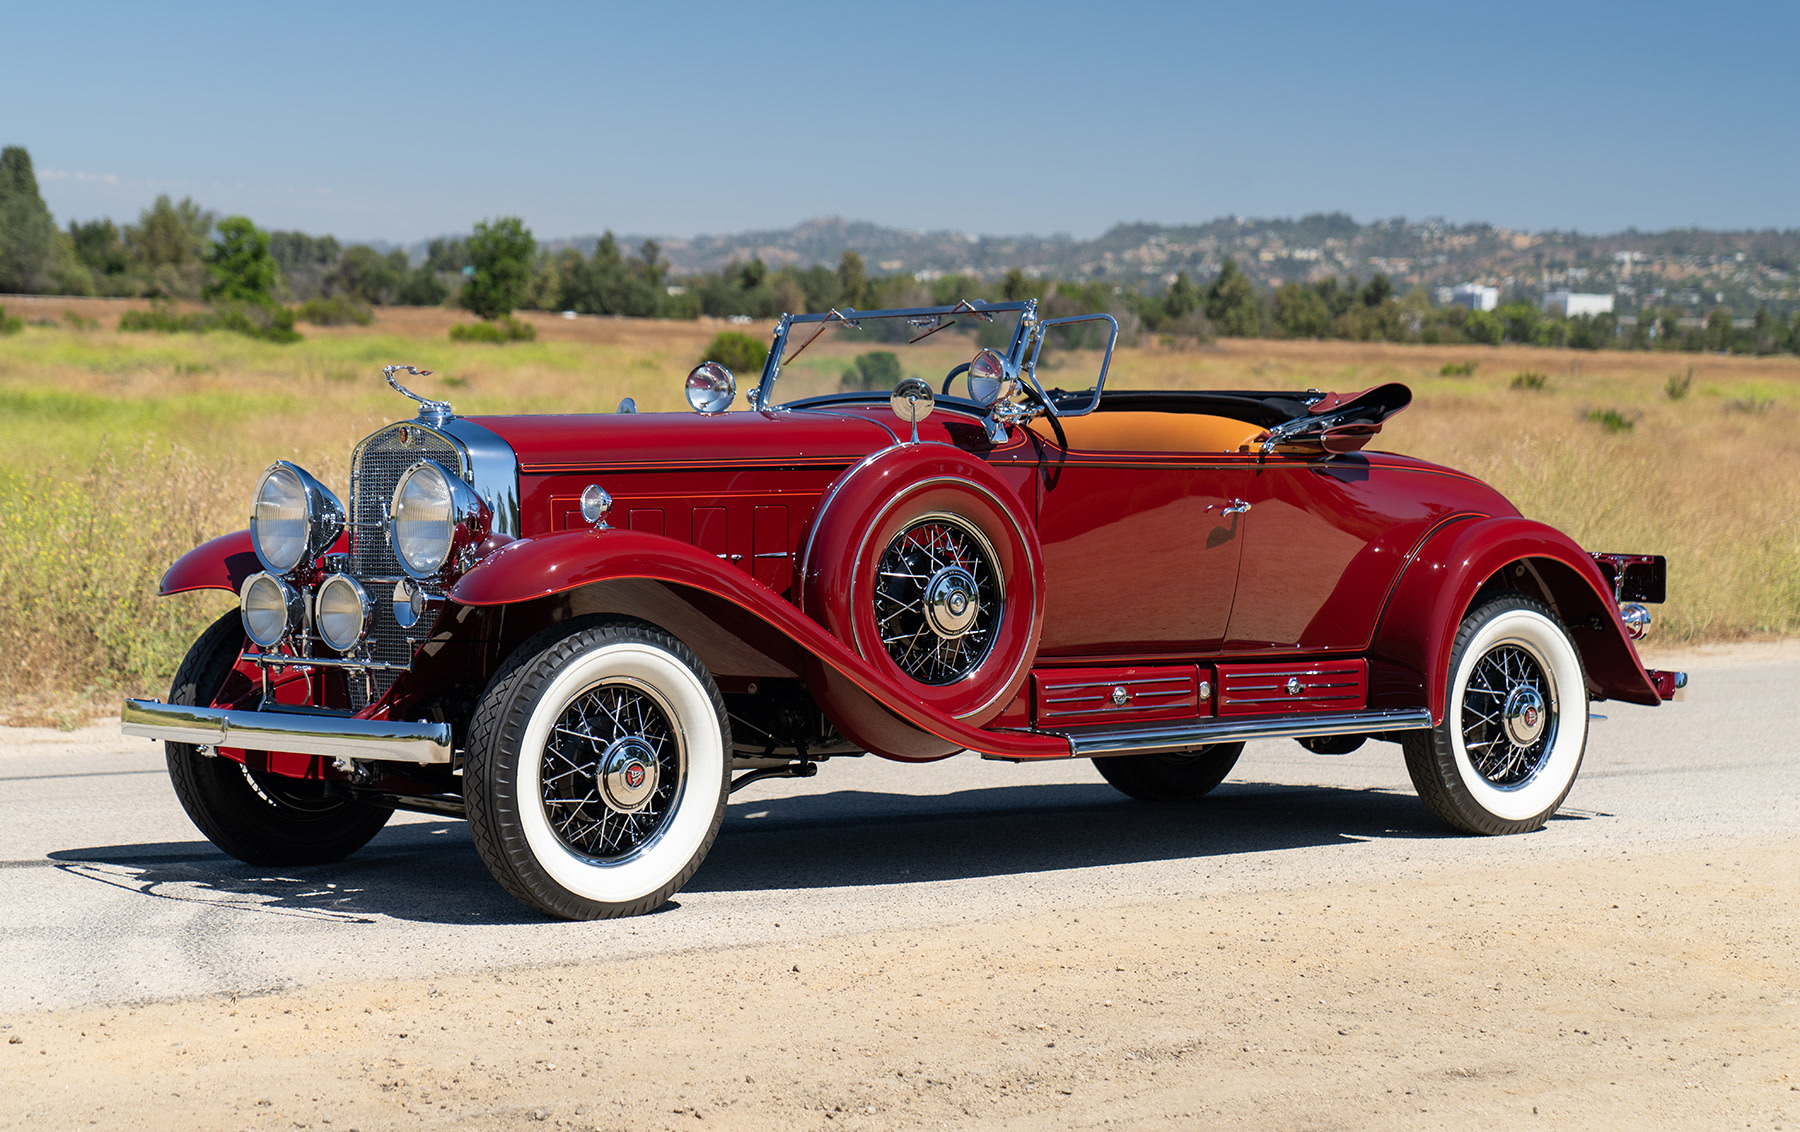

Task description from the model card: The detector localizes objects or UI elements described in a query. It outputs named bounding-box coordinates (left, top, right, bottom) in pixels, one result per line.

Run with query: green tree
left=0, top=146, right=56, bottom=293
left=331, top=245, right=409, bottom=305
left=70, top=219, right=130, bottom=276
left=203, top=216, right=280, bottom=304
left=1272, top=282, right=1332, bottom=338
left=460, top=216, right=536, bottom=320
left=1703, top=306, right=1733, bottom=352
left=1204, top=258, right=1263, bottom=337
left=1163, top=270, right=1201, bottom=321
left=126, top=195, right=214, bottom=298
left=837, top=250, right=868, bottom=307
left=1000, top=266, right=1033, bottom=304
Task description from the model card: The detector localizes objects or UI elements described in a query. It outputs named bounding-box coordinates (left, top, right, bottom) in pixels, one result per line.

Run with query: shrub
left=840, top=350, right=902, bottom=392
left=0, top=305, right=22, bottom=335
left=1438, top=360, right=1478, bottom=377
left=61, top=311, right=99, bottom=331
left=1510, top=370, right=1549, bottom=391
left=1586, top=407, right=1638, bottom=433
left=449, top=315, right=536, bottom=343
left=700, top=330, right=769, bottom=376
left=297, top=295, right=374, bottom=326
left=117, top=298, right=300, bottom=343
left=1664, top=367, right=1693, bottom=400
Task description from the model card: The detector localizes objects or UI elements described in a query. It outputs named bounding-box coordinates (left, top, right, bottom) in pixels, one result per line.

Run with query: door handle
left=1223, top=499, right=1251, bottom=516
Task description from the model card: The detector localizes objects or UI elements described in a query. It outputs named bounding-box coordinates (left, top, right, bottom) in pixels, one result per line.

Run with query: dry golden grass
left=0, top=314, right=1793, bottom=721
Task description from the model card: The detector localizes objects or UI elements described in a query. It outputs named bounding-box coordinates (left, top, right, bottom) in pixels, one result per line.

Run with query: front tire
left=1403, top=593, right=1589, bottom=834
left=164, top=612, right=394, bottom=866
left=1094, top=743, right=1245, bottom=802
left=465, top=618, right=731, bottom=920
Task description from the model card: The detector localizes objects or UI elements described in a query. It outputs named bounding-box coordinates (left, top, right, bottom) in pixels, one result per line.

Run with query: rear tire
left=1094, top=743, right=1245, bottom=802
left=164, top=612, right=394, bottom=866
left=1403, top=593, right=1588, bottom=835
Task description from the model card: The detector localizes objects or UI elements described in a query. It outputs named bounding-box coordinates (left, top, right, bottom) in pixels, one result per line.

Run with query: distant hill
left=531, top=214, right=1800, bottom=317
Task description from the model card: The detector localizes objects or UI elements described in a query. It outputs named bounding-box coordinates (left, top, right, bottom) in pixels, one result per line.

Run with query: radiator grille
left=344, top=425, right=461, bottom=708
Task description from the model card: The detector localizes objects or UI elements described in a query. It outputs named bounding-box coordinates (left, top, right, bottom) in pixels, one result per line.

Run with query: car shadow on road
left=689, top=778, right=1451, bottom=893
left=41, top=778, right=1472, bottom=922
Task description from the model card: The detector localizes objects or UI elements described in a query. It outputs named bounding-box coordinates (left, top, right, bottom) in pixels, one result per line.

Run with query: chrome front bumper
left=121, top=699, right=454, bottom=764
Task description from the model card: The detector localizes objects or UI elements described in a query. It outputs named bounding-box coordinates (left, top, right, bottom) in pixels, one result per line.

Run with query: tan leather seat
left=1029, top=412, right=1265, bottom=454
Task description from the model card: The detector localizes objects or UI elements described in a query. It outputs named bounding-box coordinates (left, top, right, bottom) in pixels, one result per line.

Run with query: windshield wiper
left=782, top=307, right=860, bottom=366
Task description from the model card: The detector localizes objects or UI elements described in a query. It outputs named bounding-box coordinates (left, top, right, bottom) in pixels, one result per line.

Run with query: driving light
left=250, top=462, right=345, bottom=575
left=241, top=571, right=303, bottom=648
left=686, top=361, right=736, bottom=414
left=315, top=573, right=372, bottom=653
left=390, top=460, right=487, bottom=579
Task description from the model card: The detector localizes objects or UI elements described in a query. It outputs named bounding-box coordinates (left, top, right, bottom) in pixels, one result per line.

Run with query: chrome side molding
left=121, top=699, right=454, bottom=764
left=1045, top=707, right=1434, bottom=759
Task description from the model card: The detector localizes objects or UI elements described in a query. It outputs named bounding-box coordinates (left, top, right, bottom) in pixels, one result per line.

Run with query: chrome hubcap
left=1460, top=643, right=1557, bottom=788
left=595, top=737, right=658, bottom=812
left=1502, top=685, right=1547, bottom=747
left=874, top=515, right=1003, bottom=685
left=924, top=566, right=980, bottom=637
left=540, top=681, right=683, bottom=861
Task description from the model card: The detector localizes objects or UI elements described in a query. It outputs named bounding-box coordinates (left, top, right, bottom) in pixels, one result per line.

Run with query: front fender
left=1370, top=516, right=1661, bottom=722
left=447, top=529, right=1070, bottom=760
left=160, top=530, right=259, bottom=596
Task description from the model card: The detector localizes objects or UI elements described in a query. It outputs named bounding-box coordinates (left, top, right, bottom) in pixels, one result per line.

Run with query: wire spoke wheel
left=874, top=514, right=1003, bottom=685
left=1457, top=643, right=1556, bottom=788
left=540, top=679, right=684, bottom=862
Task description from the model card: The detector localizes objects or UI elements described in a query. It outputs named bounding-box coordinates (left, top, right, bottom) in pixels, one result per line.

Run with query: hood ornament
left=383, top=364, right=454, bottom=426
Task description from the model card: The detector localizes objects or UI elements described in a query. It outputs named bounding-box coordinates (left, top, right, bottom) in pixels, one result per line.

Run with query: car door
left=1022, top=414, right=1258, bottom=659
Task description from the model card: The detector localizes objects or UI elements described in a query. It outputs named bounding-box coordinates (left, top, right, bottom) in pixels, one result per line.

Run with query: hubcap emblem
left=1502, top=685, right=1549, bottom=747
left=597, top=738, right=658, bottom=812
left=923, top=566, right=981, bottom=638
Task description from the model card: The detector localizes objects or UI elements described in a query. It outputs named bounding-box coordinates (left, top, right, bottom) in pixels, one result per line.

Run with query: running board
left=1040, top=707, right=1435, bottom=759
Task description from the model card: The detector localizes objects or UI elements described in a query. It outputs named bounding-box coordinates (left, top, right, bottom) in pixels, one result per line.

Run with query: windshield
left=758, top=302, right=1030, bottom=407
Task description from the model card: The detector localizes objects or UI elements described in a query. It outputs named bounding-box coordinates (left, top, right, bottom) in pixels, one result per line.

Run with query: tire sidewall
left=504, top=635, right=726, bottom=907
left=1445, top=603, right=1588, bottom=824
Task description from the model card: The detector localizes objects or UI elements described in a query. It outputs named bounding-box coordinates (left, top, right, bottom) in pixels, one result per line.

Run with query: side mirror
left=890, top=376, right=934, bottom=442
left=685, top=362, right=735, bottom=414
left=966, top=348, right=1015, bottom=408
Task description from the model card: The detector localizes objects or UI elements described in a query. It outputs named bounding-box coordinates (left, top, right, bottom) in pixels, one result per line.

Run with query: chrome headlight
left=316, top=573, right=373, bottom=653
left=251, top=462, right=345, bottom=576
left=391, top=460, right=488, bottom=578
left=241, top=571, right=303, bottom=648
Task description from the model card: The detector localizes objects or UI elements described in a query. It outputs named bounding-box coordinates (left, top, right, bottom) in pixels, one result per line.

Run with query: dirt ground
left=4, top=840, right=1795, bottom=1131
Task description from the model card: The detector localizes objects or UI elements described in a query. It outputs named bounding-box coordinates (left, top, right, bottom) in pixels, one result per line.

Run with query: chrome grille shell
left=344, top=424, right=466, bottom=708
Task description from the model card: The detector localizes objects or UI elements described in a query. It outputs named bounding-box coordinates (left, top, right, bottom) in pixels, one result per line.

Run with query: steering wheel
left=941, top=362, right=972, bottom=396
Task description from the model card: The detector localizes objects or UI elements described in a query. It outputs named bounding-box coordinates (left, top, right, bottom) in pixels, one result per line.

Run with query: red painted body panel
left=159, top=530, right=260, bottom=596
left=1369, top=515, right=1661, bottom=722
left=445, top=528, right=1070, bottom=760
left=1214, top=659, right=1368, bottom=715
left=1032, top=665, right=1204, bottom=728
left=1224, top=454, right=1516, bottom=653
left=464, top=410, right=896, bottom=476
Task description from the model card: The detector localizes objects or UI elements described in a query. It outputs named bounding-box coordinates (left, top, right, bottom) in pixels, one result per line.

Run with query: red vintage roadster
left=122, top=300, right=1685, bottom=919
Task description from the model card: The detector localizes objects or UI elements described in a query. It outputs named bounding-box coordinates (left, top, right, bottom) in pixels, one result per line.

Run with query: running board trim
left=1043, top=707, right=1434, bottom=759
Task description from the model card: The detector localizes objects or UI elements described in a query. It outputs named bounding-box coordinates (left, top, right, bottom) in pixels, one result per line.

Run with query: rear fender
left=160, top=530, right=259, bottom=596
left=447, top=529, right=1069, bottom=760
left=1370, top=516, right=1661, bottom=722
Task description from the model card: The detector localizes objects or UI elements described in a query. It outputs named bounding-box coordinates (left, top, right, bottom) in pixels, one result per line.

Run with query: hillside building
left=1542, top=291, right=1615, bottom=318
left=1449, top=283, right=1499, bottom=311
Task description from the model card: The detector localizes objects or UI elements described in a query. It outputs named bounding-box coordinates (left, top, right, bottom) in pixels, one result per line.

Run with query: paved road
left=3, top=647, right=1795, bottom=1014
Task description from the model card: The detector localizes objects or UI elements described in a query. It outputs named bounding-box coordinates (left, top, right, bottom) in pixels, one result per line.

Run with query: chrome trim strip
left=1051, top=708, right=1433, bottom=758
left=239, top=652, right=412, bottom=673
left=121, top=699, right=454, bottom=764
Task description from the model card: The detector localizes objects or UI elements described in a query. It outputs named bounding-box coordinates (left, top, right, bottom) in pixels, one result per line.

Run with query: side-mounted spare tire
left=799, top=446, right=1044, bottom=759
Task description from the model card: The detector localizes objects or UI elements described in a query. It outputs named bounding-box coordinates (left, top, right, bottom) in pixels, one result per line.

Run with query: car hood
left=463, top=409, right=898, bottom=473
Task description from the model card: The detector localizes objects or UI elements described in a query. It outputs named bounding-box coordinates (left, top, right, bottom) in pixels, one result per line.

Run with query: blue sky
left=6, top=0, right=1796, bottom=243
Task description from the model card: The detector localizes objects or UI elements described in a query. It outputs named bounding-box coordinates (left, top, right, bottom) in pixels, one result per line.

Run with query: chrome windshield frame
left=751, top=299, right=1040, bottom=411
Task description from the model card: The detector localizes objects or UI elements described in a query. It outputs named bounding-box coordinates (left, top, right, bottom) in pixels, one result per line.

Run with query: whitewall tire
left=1404, top=593, right=1589, bottom=835
left=466, top=618, right=730, bottom=919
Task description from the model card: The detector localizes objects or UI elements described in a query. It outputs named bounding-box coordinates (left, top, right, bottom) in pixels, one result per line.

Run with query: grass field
left=1, top=299, right=1795, bottom=723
